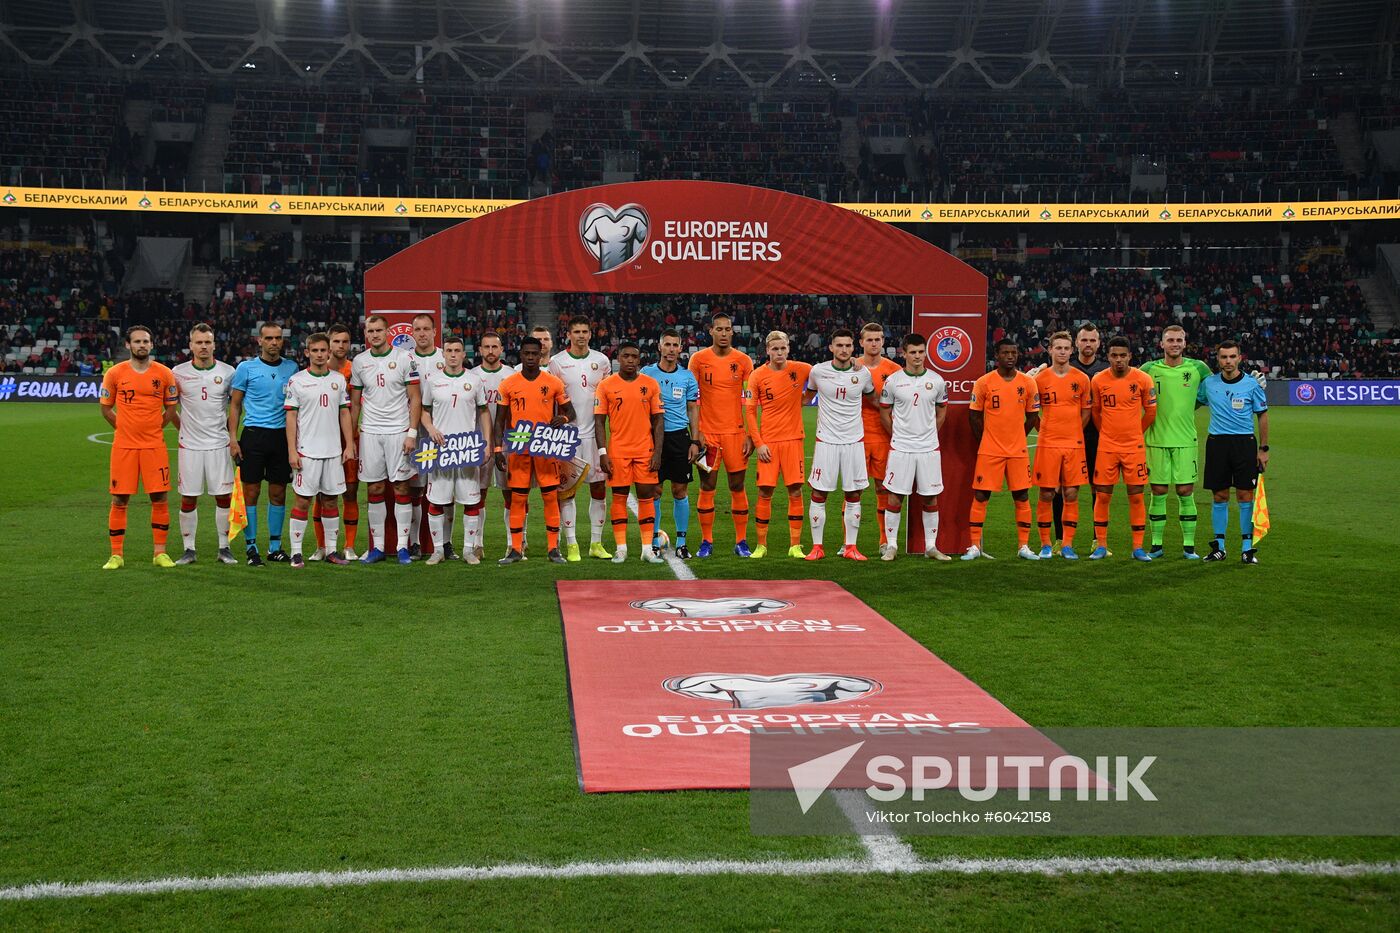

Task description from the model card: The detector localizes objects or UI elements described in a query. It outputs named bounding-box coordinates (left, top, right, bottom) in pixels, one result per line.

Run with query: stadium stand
left=0, top=78, right=123, bottom=188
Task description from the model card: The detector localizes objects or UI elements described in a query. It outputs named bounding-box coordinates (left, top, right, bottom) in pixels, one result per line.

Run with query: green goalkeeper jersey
left=1142, top=357, right=1212, bottom=448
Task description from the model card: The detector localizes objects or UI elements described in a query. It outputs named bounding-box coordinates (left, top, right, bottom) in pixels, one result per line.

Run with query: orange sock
left=312, top=499, right=326, bottom=549
left=730, top=490, right=749, bottom=543
left=543, top=489, right=560, bottom=551
left=755, top=496, right=771, bottom=547
left=1094, top=491, right=1111, bottom=547
left=788, top=494, right=804, bottom=548
left=108, top=502, right=128, bottom=555
left=1014, top=498, right=1032, bottom=548
left=638, top=494, right=655, bottom=546
left=877, top=493, right=888, bottom=546
left=611, top=492, right=629, bottom=547
left=510, top=494, right=527, bottom=552
left=1128, top=492, right=1146, bottom=551
left=343, top=498, right=359, bottom=550
left=1061, top=499, right=1078, bottom=548
left=1037, top=499, right=1054, bottom=547
left=698, top=488, right=716, bottom=542
left=151, top=499, right=170, bottom=552
left=968, top=498, right=987, bottom=547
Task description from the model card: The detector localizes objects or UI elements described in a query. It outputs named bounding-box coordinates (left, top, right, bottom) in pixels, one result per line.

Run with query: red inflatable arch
left=365, top=181, right=987, bottom=554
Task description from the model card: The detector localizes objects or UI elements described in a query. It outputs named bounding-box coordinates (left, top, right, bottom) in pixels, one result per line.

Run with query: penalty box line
left=3, top=857, right=1397, bottom=902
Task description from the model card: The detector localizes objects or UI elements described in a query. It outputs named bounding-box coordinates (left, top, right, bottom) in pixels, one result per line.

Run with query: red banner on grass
left=558, top=580, right=1035, bottom=793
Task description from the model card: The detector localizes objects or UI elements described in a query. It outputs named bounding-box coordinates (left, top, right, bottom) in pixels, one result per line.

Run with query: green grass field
left=1, top=403, right=1397, bottom=930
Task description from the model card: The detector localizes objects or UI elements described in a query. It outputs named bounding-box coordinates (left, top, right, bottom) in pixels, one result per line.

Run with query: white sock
left=322, top=515, right=339, bottom=553
left=561, top=498, right=577, bottom=545
left=394, top=500, right=413, bottom=550
left=502, top=505, right=512, bottom=547
left=369, top=500, right=387, bottom=551
left=215, top=506, right=230, bottom=549
left=809, top=499, right=826, bottom=546
left=428, top=510, right=445, bottom=549
left=589, top=496, right=606, bottom=544
left=411, top=495, right=423, bottom=545
left=921, top=508, right=939, bottom=550
left=884, top=506, right=902, bottom=548
left=466, top=508, right=483, bottom=551
left=290, top=516, right=307, bottom=556
left=441, top=509, right=455, bottom=551
left=179, top=508, right=198, bottom=551
left=843, top=501, right=862, bottom=548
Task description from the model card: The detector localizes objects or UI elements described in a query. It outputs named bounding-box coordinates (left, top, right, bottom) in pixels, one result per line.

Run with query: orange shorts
left=706, top=432, right=750, bottom=473
left=757, top=439, right=805, bottom=487
left=1033, top=446, right=1088, bottom=488
left=973, top=454, right=1032, bottom=492
left=864, top=441, right=890, bottom=488
left=1094, top=449, right=1149, bottom=486
left=608, top=457, right=659, bottom=488
left=506, top=453, right=561, bottom=489
left=110, top=446, right=171, bottom=495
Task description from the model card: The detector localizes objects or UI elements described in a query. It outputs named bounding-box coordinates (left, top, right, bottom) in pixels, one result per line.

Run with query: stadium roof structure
left=2, top=0, right=1397, bottom=90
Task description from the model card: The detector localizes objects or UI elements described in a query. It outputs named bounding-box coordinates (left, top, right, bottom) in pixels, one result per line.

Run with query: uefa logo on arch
left=929, top=325, right=973, bottom=374
left=387, top=322, right=415, bottom=349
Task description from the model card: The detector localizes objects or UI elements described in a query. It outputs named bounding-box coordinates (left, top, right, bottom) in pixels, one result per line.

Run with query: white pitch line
left=833, top=790, right=922, bottom=871
left=3, top=857, right=1395, bottom=902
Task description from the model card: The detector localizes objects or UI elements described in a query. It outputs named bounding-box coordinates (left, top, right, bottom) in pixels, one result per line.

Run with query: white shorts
left=808, top=440, right=869, bottom=493
left=883, top=448, right=944, bottom=498
left=427, top=468, right=482, bottom=506
left=293, top=456, right=347, bottom=497
left=178, top=447, right=235, bottom=497
left=481, top=461, right=509, bottom=490
left=576, top=435, right=607, bottom=484
left=359, top=432, right=415, bottom=483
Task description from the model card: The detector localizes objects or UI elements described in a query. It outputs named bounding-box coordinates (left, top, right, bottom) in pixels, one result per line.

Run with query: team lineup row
left=96, top=312, right=1270, bottom=570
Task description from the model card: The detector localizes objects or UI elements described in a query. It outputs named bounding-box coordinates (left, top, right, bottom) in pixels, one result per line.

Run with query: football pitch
left=1, top=404, right=1397, bottom=930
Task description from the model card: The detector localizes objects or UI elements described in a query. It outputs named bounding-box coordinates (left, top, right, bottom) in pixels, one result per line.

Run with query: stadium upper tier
left=1, top=78, right=1393, bottom=203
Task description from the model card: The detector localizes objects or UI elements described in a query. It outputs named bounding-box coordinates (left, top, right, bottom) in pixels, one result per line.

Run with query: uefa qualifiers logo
left=929, top=325, right=973, bottom=374
left=1294, top=382, right=1317, bottom=404
left=387, top=322, right=415, bottom=350
left=663, top=673, right=882, bottom=710
left=580, top=203, right=649, bottom=274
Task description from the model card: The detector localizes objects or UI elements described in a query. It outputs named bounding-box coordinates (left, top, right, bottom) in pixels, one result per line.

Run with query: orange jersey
left=498, top=371, right=570, bottom=427
left=594, top=373, right=662, bottom=459
left=1091, top=367, right=1157, bottom=452
left=1034, top=367, right=1091, bottom=449
left=970, top=370, right=1040, bottom=458
left=688, top=347, right=753, bottom=437
left=335, top=359, right=352, bottom=380
left=101, top=360, right=178, bottom=449
left=746, top=361, right=812, bottom=444
left=860, top=356, right=902, bottom=444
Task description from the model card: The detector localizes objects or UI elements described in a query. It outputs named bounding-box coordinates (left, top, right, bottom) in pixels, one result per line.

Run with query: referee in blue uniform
left=229, top=322, right=299, bottom=565
left=1198, top=340, right=1270, bottom=564
left=642, top=329, right=701, bottom=559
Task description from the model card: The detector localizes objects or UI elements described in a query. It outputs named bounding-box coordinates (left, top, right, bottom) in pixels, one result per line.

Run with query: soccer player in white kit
left=420, top=335, right=491, bottom=565
left=284, top=332, right=355, bottom=568
left=470, top=332, right=516, bottom=560
left=877, top=333, right=951, bottom=562
left=350, top=314, right=422, bottom=565
left=171, top=322, right=238, bottom=565
left=548, top=316, right=612, bottom=561
left=803, top=328, right=875, bottom=561
left=407, top=313, right=445, bottom=559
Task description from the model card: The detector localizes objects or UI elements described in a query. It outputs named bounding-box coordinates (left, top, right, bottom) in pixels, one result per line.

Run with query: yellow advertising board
left=4, top=186, right=1399, bottom=223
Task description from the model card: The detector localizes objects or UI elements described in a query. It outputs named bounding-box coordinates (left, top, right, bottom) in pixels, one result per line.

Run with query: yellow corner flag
left=1253, top=475, right=1270, bottom=542
left=228, top=468, right=248, bottom=542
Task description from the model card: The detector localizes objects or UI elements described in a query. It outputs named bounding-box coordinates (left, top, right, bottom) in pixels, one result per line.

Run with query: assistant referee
left=1198, top=340, right=1270, bottom=564
left=229, top=321, right=299, bottom=565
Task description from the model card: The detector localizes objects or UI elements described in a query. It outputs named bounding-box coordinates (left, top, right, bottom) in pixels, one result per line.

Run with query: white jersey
left=350, top=347, right=419, bottom=435
left=172, top=359, right=236, bottom=450
left=284, top=368, right=350, bottom=459
left=471, top=363, right=516, bottom=421
left=422, top=369, right=486, bottom=436
left=549, top=349, right=611, bottom=441
left=807, top=361, right=874, bottom=446
left=410, top=347, right=446, bottom=382
left=879, top=369, right=948, bottom=453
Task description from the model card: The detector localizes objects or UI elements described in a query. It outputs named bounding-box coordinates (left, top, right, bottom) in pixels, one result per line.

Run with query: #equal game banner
left=557, top=580, right=1036, bottom=793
